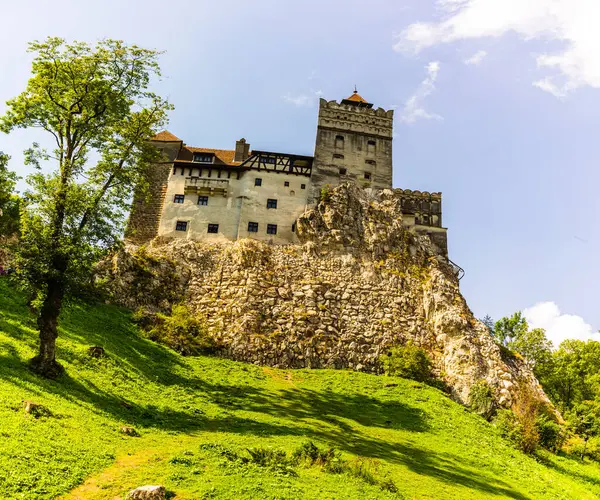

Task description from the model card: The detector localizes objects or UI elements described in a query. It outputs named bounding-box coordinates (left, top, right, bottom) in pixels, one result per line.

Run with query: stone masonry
left=103, top=184, right=549, bottom=409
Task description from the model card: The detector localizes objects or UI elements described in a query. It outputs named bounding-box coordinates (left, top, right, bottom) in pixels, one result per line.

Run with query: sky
left=0, top=0, right=598, bottom=346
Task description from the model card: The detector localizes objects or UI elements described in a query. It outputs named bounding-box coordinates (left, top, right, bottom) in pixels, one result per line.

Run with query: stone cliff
left=101, top=184, right=549, bottom=408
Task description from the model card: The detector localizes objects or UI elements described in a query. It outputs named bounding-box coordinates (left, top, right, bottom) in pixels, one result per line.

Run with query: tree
left=480, top=315, right=495, bottom=336
left=510, top=327, right=553, bottom=371
left=543, top=340, right=600, bottom=410
left=494, top=312, right=528, bottom=346
left=0, top=152, right=20, bottom=237
left=566, top=401, right=600, bottom=459
left=0, top=37, right=171, bottom=377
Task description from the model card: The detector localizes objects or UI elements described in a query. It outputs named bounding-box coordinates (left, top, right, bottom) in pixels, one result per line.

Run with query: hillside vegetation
left=1, top=279, right=600, bottom=499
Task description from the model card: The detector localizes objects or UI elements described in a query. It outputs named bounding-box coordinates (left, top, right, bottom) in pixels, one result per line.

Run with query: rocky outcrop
left=100, top=184, right=549, bottom=408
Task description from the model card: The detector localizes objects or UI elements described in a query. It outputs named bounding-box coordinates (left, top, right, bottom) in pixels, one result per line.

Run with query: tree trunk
left=30, top=275, right=65, bottom=379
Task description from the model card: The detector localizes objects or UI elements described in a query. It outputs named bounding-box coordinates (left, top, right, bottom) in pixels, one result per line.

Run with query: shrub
left=245, top=447, right=296, bottom=477
left=146, top=304, right=215, bottom=356
left=495, top=391, right=550, bottom=454
left=469, top=380, right=496, bottom=420
left=536, top=414, right=566, bottom=452
left=495, top=409, right=525, bottom=447
left=319, top=185, right=332, bottom=203
left=292, top=441, right=344, bottom=473
left=380, top=344, right=432, bottom=382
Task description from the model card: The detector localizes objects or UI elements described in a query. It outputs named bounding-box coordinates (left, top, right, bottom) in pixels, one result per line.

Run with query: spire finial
left=354, top=84, right=358, bottom=94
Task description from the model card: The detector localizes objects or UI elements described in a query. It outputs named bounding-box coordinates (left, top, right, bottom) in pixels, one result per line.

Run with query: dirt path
left=62, top=448, right=160, bottom=500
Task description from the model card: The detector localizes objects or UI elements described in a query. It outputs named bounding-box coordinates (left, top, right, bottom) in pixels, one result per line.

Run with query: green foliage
left=541, top=340, right=600, bottom=411
left=536, top=414, right=566, bottom=452
left=381, top=344, right=432, bottom=383
left=480, top=314, right=495, bottom=336
left=292, top=441, right=344, bottom=473
left=493, top=313, right=552, bottom=372
left=0, top=152, right=21, bottom=238
left=494, top=312, right=528, bottom=346
left=0, top=36, right=172, bottom=374
left=468, top=380, right=496, bottom=420
left=146, top=304, right=215, bottom=356
left=3, top=280, right=600, bottom=499
left=495, top=409, right=526, bottom=448
left=319, top=184, right=332, bottom=203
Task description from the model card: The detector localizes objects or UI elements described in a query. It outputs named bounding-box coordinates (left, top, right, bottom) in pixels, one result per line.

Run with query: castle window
left=364, top=172, right=371, bottom=180
left=292, top=222, right=297, bottom=233
left=367, top=140, right=376, bottom=154
left=301, top=184, right=306, bottom=189
left=248, top=221, right=259, bottom=233
left=267, top=224, right=278, bottom=235
left=339, top=168, right=347, bottom=175
left=335, top=135, right=345, bottom=149
left=198, top=196, right=208, bottom=206
left=175, top=221, right=188, bottom=231
left=174, top=194, right=185, bottom=203
left=333, top=153, right=344, bottom=160
left=193, top=153, right=213, bottom=163
left=267, top=198, right=278, bottom=209
left=255, top=178, right=262, bottom=186
left=284, top=181, right=290, bottom=187
left=365, top=159, right=376, bottom=165
left=207, top=224, right=219, bottom=234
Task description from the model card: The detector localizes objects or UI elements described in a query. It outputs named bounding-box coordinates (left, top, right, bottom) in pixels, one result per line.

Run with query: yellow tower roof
left=345, top=89, right=368, bottom=104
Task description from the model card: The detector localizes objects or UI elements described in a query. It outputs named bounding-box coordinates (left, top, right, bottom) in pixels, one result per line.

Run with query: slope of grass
left=1, top=278, right=600, bottom=499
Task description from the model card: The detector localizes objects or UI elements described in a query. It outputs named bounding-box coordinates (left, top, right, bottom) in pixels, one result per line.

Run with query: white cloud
left=282, top=89, right=323, bottom=107
left=464, top=50, right=487, bottom=65
left=523, top=302, right=599, bottom=348
left=400, top=61, right=443, bottom=124
left=395, top=0, right=600, bottom=96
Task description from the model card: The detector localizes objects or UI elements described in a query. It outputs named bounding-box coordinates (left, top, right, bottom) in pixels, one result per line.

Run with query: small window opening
left=198, top=196, right=208, bottom=206
left=301, top=184, right=306, bottom=189
left=364, top=172, right=371, bottom=180
left=267, top=199, right=278, bottom=209
left=267, top=224, right=278, bottom=235
left=207, top=224, right=219, bottom=234
left=255, top=178, right=262, bottom=186
left=284, top=181, right=290, bottom=187
left=174, top=194, right=185, bottom=203
left=248, top=222, right=259, bottom=233
left=339, top=168, right=347, bottom=175
left=175, top=221, right=188, bottom=231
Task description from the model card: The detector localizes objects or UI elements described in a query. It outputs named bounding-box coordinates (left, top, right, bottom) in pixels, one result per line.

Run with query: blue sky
left=1, top=0, right=598, bottom=345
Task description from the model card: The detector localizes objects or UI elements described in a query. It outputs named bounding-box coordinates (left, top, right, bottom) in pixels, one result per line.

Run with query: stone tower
left=310, top=90, right=394, bottom=202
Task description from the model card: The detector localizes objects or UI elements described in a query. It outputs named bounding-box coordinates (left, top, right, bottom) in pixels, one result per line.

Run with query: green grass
left=1, top=279, right=600, bottom=499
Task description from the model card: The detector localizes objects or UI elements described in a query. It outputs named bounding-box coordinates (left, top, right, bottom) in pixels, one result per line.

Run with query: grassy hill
left=1, top=279, right=600, bottom=499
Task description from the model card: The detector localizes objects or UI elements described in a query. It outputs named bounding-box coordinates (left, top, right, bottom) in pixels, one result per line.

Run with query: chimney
left=234, top=138, right=250, bottom=162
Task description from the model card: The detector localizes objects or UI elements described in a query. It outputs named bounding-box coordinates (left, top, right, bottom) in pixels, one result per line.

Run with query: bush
left=319, top=185, right=332, bottom=203
left=495, top=409, right=525, bottom=448
left=246, top=447, right=296, bottom=476
left=381, top=344, right=432, bottom=382
left=292, top=441, right=344, bottom=473
left=146, top=304, right=215, bottom=356
left=536, top=414, right=566, bottom=452
left=469, top=380, right=496, bottom=420
left=494, top=391, right=555, bottom=455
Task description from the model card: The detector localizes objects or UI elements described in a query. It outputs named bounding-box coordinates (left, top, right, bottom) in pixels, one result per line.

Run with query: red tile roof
left=177, top=146, right=250, bottom=166
left=152, top=130, right=182, bottom=142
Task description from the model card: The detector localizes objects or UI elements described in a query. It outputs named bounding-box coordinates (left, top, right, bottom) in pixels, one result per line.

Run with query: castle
left=127, top=90, right=449, bottom=256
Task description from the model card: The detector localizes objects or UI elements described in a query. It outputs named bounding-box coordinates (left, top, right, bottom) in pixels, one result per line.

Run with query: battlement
left=319, top=98, right=395, bottom=118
